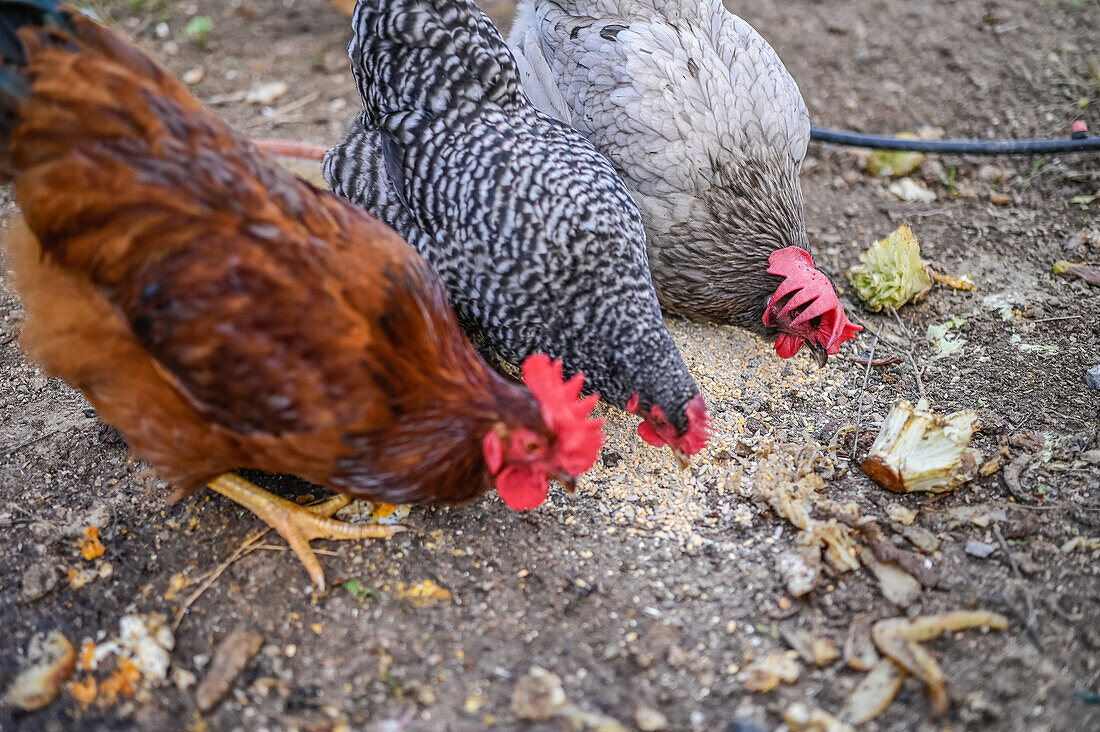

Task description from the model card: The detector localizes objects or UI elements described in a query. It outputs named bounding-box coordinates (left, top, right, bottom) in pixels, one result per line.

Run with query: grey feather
left=509, top=0, right=813, bottom=333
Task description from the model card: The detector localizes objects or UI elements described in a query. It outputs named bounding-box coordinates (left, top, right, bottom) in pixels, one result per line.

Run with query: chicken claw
left=206, top=474, right=404, bottom=592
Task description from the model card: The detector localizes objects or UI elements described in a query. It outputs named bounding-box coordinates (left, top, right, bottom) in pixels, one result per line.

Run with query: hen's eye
left=525, top=440, right=541, bottom=453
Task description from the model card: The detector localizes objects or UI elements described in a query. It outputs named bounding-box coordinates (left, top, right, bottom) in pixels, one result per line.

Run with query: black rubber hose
left=810, top=126, right=1100, bottom=155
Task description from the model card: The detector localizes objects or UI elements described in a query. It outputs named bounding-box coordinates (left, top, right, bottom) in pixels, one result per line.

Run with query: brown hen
left=1, top=2, right=604, bottom=590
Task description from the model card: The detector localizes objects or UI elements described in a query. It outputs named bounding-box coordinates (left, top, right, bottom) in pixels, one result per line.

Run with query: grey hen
left=323, top=0, right=709, bottom=460
left=509, top=0, right=861, bottom=364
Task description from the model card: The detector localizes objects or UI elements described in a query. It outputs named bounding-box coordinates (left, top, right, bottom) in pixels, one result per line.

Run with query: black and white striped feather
left=324, top=0, right=701, bottom=433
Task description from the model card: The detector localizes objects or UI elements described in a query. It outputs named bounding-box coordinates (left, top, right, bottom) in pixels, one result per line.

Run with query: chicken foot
left=206, top=473, right=404, bottom=592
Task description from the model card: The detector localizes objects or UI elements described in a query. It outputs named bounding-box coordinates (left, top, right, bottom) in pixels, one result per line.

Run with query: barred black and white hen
left=323, top=0, right=709, bottom=461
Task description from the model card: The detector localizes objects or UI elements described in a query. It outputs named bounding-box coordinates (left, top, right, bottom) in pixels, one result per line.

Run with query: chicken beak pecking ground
left=808, top=343, right=829, bottom=368
left=555, top=472, right=577, bottom=493
left=672, top=447, right=691, bottom=470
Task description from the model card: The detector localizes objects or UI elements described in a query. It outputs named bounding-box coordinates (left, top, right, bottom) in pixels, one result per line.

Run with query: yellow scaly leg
left=206, top=473, right=404, bottom=591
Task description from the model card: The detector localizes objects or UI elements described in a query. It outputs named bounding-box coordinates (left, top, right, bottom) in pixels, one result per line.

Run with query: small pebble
left=512, top=667, right=566, bottom=721
left=635, top=706, right=668, bottom=731
left=1086, top=365, right=1100, bottom=391
left=601, top=450, right=622, bottom=468
left=21, top=561, right=59, bottom=602
left=182, top=67, right=205, bottom=85
left=965, top=540, right=996, bottom=559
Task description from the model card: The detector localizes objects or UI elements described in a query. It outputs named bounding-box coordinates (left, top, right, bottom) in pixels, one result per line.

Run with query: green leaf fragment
left=185, top=16, right=213, bottom=47
left=866, top=135, right=926, bottom=178
left=340, top=579, right=381, bottom=601
left=847, top=224, right=935, bottom=312
left=926, top=317, right=966, bottom=359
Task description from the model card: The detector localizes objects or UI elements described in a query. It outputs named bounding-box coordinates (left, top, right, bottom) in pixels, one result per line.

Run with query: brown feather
left=5, top=13, right=543, bottom=505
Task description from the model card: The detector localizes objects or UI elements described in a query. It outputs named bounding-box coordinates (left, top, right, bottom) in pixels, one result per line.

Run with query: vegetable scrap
left=1060, top=536, right=1100, bottom=553
left=847, top=224, right=934, bottom=312
left=335, top=500, right=412, bottom=526
left=844, top=614, right=879, bottom=672
left=782, top=702, right=854, bottom=732
left=67, top=562, right=113, bottom=589
left=1054, top=261, right=1100, bottom=287
left=859, top=547, right=921, bottom=607
left=840, top=658, right=906, bottom=725
left=1009, top=334, right=1058, bottom=355
left=2, top=631, right=76, bottom=711
left=886, top=503, right=917, bottom=525
left=512, top=667, right=567, bottom=721
left=862, top=398, right=980, bottom=493
left=865, top=141, right=925, bottom=178
left=934, top=272, right=976, bottom=291
left=340, top=578, right=382, bottom=601
left=781, top=628, right=840, bottom=667
left=744, top=439, right=860, bottom=595
left=64, top=614, right=176, bottom=708
left=888, top=177, right=937, bottom=203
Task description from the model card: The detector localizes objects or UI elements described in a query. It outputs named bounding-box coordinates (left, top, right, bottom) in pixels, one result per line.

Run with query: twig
left=244, top=90, right=323, bottom=129
left=841, top=353, right=902, bottom=366
left=993, top=525, right=1042, bottom=648
left=1045, top=595, right=1082, bottom=624
left=911, top=205, right=961, bottom=218
left=173, top=528, right=270, bottom=630
left=0, top=333, right=15, bottom=348
left=0, top=427, right=66, bottom=462
left=254, top=543, right=340, bottom=557
left=851, top=323, right=883, bottom=460
left=1026, top=315, right=1082, bottom=324
left=888, top=308, right=927, bottom=403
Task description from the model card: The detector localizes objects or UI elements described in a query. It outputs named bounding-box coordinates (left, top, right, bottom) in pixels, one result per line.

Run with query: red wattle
left=774, top=333, right=804, bottom=359
left=494, top=465, right=549, bottom=510
left=637, top=421, right=665, bottom=447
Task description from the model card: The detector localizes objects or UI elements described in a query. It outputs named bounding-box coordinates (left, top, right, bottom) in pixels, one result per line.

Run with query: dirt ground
left=1, top=0, right=1098, bottom=730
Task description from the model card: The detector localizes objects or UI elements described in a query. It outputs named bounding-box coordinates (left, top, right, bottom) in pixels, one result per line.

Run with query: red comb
left=764, top=247, right=862, bottom=356
left=678, top=395, right=710, bottom=455
left=633, top=395, right=710, bottom=456
left=522, top=355, right=605, bottom=476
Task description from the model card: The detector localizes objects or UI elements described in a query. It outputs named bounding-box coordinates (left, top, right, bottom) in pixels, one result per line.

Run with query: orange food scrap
left=164, top=573, right=190, bottom=602
left=98, top=657, right=141, bottom=705
left=396, top=579, right=452, bottom=606
left=79, top=527, right=106, bottom=561
left=79, top=641, right=97, bottom=671
left=68, top=676, right=97, bottom=706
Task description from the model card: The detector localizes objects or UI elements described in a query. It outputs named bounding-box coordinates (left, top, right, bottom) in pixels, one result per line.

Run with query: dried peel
left=871, top=611, right=1009, bottom=714
left=840, top=658, right=907, bottom=725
